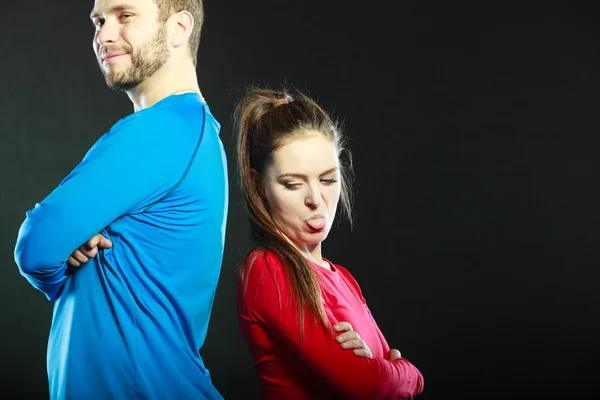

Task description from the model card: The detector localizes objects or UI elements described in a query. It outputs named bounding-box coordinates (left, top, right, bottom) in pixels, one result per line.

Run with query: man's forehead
left=91, top=0, right=155, bottom=17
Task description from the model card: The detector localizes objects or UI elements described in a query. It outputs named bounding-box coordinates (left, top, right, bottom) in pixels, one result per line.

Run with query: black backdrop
left=1, top=1, right=599, bottom=399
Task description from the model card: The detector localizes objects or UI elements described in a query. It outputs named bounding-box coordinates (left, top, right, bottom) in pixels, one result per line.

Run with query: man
left=14, top=0, right=228, bottom=398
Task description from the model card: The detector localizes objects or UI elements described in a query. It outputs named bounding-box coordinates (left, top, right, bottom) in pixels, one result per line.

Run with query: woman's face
left=261, top=132, right=341, bottom=251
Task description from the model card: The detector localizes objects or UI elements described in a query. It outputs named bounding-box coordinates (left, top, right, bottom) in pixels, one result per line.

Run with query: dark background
left=1, top=1, right=599, bottom=399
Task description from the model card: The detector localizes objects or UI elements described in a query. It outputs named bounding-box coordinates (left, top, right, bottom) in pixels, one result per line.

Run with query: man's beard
left=100, top=24, right=170, bottom=91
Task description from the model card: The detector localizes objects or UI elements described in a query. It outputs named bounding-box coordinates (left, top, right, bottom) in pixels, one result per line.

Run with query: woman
left=235, top=87, right=424, bottom=399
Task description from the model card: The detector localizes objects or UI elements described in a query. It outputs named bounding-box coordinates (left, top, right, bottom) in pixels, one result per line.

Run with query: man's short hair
left=155, top=0, right=204, bottom=66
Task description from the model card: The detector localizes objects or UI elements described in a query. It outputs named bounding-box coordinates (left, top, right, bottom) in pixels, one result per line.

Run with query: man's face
left=91, top=0, right=170, bottom=91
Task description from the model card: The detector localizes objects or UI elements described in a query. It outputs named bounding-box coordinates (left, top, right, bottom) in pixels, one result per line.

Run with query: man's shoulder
left=116, top=105, right=196, bottom=130
left=108, top=101, right=214, bottom=141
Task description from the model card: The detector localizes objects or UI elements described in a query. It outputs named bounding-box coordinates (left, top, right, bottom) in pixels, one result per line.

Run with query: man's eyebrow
left=90, top=4, right=137, bottom=20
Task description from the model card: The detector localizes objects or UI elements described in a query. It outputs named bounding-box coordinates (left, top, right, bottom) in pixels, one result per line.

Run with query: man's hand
left=389, top=348, right=402, bottom=360
left=333, top=322, right=372, bottom=358
left=67, top=233, right=113, bottom=267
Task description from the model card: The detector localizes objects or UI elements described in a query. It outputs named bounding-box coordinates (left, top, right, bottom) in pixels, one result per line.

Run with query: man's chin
left=105, top=79, right=139, bottom=92
left=103, top=73, right=140, bottom=91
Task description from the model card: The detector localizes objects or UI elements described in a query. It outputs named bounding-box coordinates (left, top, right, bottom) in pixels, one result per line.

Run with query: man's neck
left=126, top=61, right=202, bottom=112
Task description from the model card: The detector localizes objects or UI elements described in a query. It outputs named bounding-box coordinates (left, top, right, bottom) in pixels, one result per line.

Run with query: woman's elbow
left=394, top=369, right=425, bottom=399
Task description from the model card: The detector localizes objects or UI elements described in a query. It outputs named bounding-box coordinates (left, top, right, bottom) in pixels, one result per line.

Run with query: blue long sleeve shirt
left=14, top=93, right=228, bottom=399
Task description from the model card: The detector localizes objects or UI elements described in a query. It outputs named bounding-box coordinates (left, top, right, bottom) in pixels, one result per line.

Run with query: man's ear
left=170, top=11, right=194, bottom=48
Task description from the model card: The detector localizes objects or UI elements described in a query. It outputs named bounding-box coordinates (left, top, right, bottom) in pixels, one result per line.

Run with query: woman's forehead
left=268, top=136, right=339, bottom=175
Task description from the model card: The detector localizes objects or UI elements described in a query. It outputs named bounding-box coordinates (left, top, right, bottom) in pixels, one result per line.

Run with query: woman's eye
left=321, top=179, right=338, bottom=185
left=284, top=183, right=301, bottom=190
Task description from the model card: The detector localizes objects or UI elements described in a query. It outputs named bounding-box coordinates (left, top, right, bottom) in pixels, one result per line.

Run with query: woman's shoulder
left=240, top=248, right=292, bottom=301
left=327, top=261, right=366, bottom=302
left=246, top=248, right=283, bottom=267
left=243, top=248, right=287, bottom=279
left=324, top=258, right=352, bottom=279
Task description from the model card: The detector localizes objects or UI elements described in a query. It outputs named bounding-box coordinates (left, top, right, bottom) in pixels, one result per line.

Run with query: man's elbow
left=14, top=220, right=57, bottom=277
left=15, top=230, right=67, bottom=301
left=15, top=220, right=32, bottom=271
left=15, top=230, right=42, bottom=276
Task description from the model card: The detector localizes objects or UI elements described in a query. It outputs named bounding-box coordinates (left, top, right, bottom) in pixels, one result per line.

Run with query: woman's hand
left=389, top=348, right=402, bottom=360
left=333, top=322, right=372, bottom=358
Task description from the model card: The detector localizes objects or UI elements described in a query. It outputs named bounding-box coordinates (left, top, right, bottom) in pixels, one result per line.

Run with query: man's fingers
left=70, top=234, right=111, bottom=268
left=83, top=233, right=112, bottom=253
left=352, top=348, right=372, bottom=359
left=76, top=244, right=98, bottom=259
left=67, top=256, right=81, bottom=267
left=97, top=236, right=113, bottom=249
left=333, top=321, right=353, bottom=333
left=86, top=246, right=99, bottom=258
left=85, top=233, right=105, bottom=250
left=86, top=233, right=112, bottom=250
left=72, top=249, right=89, bottom=264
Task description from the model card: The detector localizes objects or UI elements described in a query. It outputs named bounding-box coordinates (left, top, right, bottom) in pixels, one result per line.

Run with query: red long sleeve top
left=237, top=250, right=424, bottom=399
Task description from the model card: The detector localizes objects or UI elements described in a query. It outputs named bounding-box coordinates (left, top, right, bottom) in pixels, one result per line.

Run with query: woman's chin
left=301, top=231, right=330, bottom=244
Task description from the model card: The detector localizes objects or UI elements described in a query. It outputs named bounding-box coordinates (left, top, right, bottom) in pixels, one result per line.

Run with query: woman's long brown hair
left=235, top=87, right=354, bottom=336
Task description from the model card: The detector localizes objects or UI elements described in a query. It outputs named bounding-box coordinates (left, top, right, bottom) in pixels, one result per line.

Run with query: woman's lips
left=306, top=216, right=326, bottom=231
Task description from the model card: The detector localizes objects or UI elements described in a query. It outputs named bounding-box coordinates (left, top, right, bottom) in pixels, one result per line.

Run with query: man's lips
left=101, top=52, right=128, bottom=63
